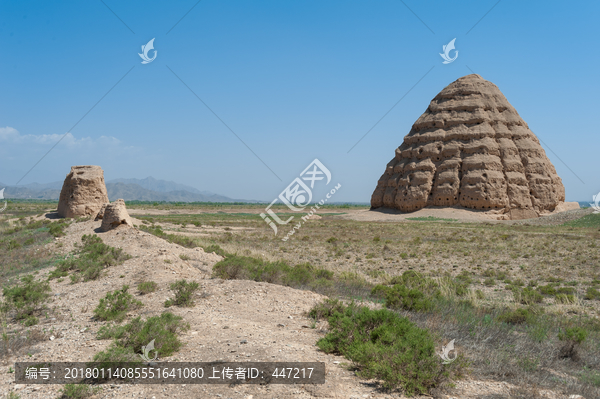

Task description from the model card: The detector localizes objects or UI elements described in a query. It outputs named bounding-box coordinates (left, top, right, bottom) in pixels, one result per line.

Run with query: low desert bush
left=96, top=312, right=189, bottom=359
left=2, top=274, right=51, bottom=322
left=307, top=298, right=346, bottom=320
left=137, top=281, right=158, bottom=295
left=164, top=280, right=200, bottom=307
left=388, top=271, right=439, bottom=294
left=91, top=345, right=142, bottom=374
left=555, top=294, right=576, bottom=304
left=212, top=255, right=334, bottom=292
left=58, top=384, right=101, bottom=399
left=372, top=284, right=434, bottom=312
left=497, top=308, right=532, bottom=324
left=93, top=285, right=143, bottom=322
left=484, top=277, right=496, bottom=286
left=515, top=287, right=544, bottom=305
left=48, top=220, right=69, bottom=238
left=49, top=235, right=131, bottom=282
left=202, top=244, right=226, bottom=256
left=585, top=287, right=600, bottom=300
left=312, top=301, right=465, bottom=394
left=558, top=327, right=588, bottom=360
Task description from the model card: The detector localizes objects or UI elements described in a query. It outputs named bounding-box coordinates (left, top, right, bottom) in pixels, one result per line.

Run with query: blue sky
left=0, top=0, right=598, bottom=202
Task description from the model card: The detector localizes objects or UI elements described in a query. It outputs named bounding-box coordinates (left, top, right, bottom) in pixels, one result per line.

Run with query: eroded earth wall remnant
left=57, top=165, right=110, bottom=218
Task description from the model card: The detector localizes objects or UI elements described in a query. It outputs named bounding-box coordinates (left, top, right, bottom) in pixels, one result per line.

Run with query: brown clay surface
left=336, top=202, right=583, bottom=224
left=371, top=74, right=566, bottom=218
left=100, top=199, right=134, bottom=232
left=57, top=166, right=109, bottom=219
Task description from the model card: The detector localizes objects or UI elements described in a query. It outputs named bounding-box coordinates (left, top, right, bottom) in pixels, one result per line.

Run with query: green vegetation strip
left=49, top=235, right=131, bottom=283
left=310, top=299, right=466, bottom=394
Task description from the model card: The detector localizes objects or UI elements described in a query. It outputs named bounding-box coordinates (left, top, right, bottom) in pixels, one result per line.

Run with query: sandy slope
left=1, top=218, right=581, bottom=399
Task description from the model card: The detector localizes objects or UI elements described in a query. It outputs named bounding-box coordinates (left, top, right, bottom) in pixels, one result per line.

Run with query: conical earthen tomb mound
left=371, top=74, right=565, bottom=219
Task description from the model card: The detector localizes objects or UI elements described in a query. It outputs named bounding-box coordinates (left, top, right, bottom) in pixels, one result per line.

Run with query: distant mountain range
left=0, top=177, right=256, bottom=203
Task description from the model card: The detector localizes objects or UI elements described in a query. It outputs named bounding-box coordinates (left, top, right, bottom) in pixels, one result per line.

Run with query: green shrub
left=94, top=285, right=143, bottom=322
left=556, top=287, right=576, bottom=295
left=373, top=284, right=434, bottom=312
left=164, top=280, right=200, bottom=307
left=516, top=287, right=543, bottom=304
left=138, top=281, right=158, bottom=295
left=559, top=327, right=588, bottom=345
left=316, top=301, right=464, bottom=394
left=388, top=271, right=438, bottom=295
left=23, top=316, right=39, bottom=326
left=2, top=274, right=51, bottom=320
left=58, top=384, right=101, bottom=399
left=555, top=294, right=575, bottom=304
left=283, top=262, right=333, bottom=286
left=482, top=268, right=495, bottom=278
left=537, top=284, right=558, bottom=296
left=96, top=312, right=189, bottom=358
left=49, top=235, right=131, bottom=282
left=308, top=298, right=346, bottom=320
left=212, top=255, right=334, bottom=291
left=497, top=308, right=531, bottom=324
left=484, top=277, right=496, bottom=286
left=585, top=287, right=600, bottom=300
left=48, top=221, right=69, bottom=238
left=558, top=327, right=588, bottom=360
left=202, top=244, right=226, bottom=257
left=91, top=345, right=142, bottom=375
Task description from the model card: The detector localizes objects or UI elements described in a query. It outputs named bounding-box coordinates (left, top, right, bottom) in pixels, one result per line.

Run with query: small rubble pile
left=99, top=199, right=133, bottom=232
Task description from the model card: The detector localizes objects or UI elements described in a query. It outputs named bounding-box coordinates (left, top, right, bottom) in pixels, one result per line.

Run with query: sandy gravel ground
left=335, top=203, right=585, bottom=225
left=0, top=217, right=585, bottom=399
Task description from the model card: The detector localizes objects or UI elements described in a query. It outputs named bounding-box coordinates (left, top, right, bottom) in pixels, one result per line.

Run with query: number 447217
left=272, top=368, right=313, bottom=379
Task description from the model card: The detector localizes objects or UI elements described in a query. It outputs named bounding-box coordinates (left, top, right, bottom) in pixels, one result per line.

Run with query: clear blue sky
left=0, top=0, right=598, bottom=202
